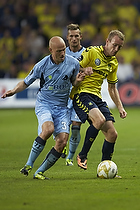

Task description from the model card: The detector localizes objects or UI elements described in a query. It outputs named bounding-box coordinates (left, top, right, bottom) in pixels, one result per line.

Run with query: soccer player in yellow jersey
left=71, top=30, right=127, bottom=173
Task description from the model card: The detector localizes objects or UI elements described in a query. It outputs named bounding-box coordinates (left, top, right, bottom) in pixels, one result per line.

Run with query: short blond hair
left=108, top=30, right=125, bottom=41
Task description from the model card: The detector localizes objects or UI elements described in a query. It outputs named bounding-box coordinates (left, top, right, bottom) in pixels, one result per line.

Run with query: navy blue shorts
left=73, top=92, right=115, bottom=124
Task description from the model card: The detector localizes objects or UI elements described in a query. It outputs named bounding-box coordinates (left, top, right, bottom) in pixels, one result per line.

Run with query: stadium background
left=0, top=1, right=140, bottom=209
left=0, top=0, right=140, bottom=107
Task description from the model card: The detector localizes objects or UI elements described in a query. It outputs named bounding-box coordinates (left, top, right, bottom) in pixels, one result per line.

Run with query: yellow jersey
left=70, top=45, right=118, bottom=99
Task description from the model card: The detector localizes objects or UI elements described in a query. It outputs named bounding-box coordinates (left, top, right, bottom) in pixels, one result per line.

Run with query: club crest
left=95, top=58, right=101, bottom=66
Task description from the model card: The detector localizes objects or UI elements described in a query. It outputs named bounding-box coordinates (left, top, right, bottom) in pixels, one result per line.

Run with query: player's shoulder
left=111, top=56, right=118, bottom=66
left=82, top=46, right=99, bottom=55
left=79, top=46, right=86, bottom=52
left=66, top=46, right=70, bottom=54
left=80, top=46, right=98, bottom=59
left=34, top=55, right=50, bottom=68
left=65, top=54, right=79, bottom=64
left=83, top=46, right=94, bottom=52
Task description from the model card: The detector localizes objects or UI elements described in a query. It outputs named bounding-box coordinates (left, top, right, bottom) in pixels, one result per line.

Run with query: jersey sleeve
left=24, top=64, right=41, bottom=86
left=79, top=47, right=94, bottom=68
left=107, top=60, right=118, bottom=84
left=70, top=60, right=80, bottom=84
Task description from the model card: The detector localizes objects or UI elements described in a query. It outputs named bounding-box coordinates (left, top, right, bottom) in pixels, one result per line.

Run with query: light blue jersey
left=24, top=54, right=80, bottom=136
left=66, top=46, right=85, bottom=60
left=24, top=54, right=80, bottom=107
left=66, top=46, right=85, bottom=122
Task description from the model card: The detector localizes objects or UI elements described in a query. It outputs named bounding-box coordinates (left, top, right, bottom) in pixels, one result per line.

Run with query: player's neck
left=103, top=46, right=110, bottom=57
left=69, top=45, right=82, bottom=53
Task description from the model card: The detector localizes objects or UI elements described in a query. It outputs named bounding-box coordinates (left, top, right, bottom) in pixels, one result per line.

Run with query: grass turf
left=0, top=107, right=140, bottom=210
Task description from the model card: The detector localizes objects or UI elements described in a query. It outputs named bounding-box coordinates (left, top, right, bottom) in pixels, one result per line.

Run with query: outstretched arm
left=108, top=83, right=127, bottom=119
left=1, top=81, right=28, bottom=99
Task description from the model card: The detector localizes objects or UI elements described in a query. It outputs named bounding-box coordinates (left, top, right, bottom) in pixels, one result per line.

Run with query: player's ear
left=106, top=38, right=110, bottom=44
left=49, top=47, right=52, bottom=53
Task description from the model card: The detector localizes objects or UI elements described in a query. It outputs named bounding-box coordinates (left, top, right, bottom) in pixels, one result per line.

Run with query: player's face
left=51, top=44, right=66, bottom=64
left=105, top=36, right=124, bottom=56
left=67, top=29, right=82, bottom=49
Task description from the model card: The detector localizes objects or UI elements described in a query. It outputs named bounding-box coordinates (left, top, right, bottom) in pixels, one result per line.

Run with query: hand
left=84, top=67, right=93, bottom=76
left=1, top=81, right=27, bottom=99
left=76, top=71, right=85, bottom=82
left=119, top=108, right=127, bottom=119
left=1, top=90, right=15, bottom=99
left=80, top=67, right=93, bottom=76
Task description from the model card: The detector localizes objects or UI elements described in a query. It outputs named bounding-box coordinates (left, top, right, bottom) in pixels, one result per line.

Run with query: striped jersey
left=70, top=45, right=118, bottom=99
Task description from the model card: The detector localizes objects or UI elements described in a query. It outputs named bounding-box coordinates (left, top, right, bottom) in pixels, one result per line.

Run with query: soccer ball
left=97, top=160, right=118, bottom=179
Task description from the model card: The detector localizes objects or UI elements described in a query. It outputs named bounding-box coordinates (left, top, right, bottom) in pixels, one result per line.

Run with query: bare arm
left=72, top=66, right=93, bottom=87
left=108, top=83, right=127, bottom=119
left=1, top=81, right=28, bottom=98
left=72, top=71, right=85, bottom=87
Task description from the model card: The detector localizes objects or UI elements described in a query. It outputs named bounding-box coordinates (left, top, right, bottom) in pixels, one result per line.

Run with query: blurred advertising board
left=118, top=81, right=140, bottom=106
left=0, top=79, right=39, bottom=108
left=0, top=79, right=116, bottom=109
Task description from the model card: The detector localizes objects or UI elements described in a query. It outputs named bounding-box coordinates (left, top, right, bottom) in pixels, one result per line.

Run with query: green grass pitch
left=0, top=107, right=140, bottom=210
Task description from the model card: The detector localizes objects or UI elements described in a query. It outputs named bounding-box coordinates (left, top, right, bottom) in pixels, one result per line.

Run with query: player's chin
left=60, top=57, right=65, bottom=62
left=112, top=52, right=117, bottom=56
left=72, top=42, right=78, bottom=46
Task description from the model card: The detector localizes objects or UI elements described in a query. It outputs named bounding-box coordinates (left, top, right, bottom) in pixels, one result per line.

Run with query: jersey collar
left=50, top=55, right=55, bottom=64
left=68, top=46, right=84, bottom=52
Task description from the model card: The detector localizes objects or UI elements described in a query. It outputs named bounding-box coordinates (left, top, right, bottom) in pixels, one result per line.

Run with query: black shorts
left=73, top=92, right=115, bottom=124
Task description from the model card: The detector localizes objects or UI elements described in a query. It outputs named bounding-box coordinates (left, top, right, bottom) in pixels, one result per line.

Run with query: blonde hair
left=108, top=30, right=125, bottom=41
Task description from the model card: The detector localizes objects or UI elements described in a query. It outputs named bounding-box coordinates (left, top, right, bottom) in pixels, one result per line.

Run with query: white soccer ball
left=97, top=160, right=118, bottom=179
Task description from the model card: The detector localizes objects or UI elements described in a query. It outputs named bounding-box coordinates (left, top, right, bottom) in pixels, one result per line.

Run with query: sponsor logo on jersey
left=48, top=83, right=69, bottom=90
left=95, top=58, right=101, bottom=66
left=48, top=75, right=52, bottom=79
left=78, top=55, right=83, bottom=61
left=93, top=69, right=108, bottom=78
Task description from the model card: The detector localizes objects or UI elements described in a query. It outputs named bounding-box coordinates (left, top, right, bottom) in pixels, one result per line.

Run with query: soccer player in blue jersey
left=63, top=24, right=85, bottom=166
left=70, top=30, right=127, bottom=177
left=1, top=36, right=93, bottom=180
